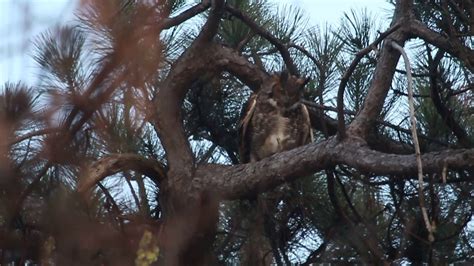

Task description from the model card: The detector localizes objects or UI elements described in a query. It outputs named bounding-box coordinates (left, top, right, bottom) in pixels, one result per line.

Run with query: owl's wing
left=238, top=93, right=258, bottom=163
left=301, top=103, right=313, bottom=143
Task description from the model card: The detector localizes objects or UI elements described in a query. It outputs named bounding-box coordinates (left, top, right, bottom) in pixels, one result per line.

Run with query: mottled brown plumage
left=239, top=72, right=312, bottom=163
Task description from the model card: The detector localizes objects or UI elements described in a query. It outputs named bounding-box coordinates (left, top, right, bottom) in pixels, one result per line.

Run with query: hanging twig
left=391, top=41, right=435, bottom=243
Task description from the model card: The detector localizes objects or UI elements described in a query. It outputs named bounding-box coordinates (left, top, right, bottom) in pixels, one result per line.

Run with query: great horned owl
left=239, top=72, right=313, bottom=163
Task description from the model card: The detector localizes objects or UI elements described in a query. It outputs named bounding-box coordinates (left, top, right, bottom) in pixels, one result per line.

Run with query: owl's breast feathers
left=239, top=93, right=312, bottom=163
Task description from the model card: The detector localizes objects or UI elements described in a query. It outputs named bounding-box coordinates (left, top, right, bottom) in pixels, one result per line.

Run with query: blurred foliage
left=135, top=230, right=160, bottom=266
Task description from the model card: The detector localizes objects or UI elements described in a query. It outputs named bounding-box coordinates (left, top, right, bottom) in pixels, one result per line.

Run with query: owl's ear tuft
left=296, top=77, right=310, bottom=88
left=270, top=74, right=281, bottom=89
left=279, top=70, right=289, bottom=84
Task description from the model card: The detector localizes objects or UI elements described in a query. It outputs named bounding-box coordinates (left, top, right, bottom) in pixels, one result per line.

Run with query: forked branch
left=336, top=23, right=401, bottom=140
left=225, top=4, right=299, bottom=76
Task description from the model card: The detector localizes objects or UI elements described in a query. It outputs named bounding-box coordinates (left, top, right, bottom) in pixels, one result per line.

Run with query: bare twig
left=288, top=43, right=324, bottom=74
left=391, top=41, right=434, bottom=243
left=442, top=164, right=447, bottom=184
left=392, top=89, right=429, bottom=98
left=124, top=172, right=141, bottom=212
left=10, top=128, right=58, bottom=146
left=447, top=84, right=473, bottom=97
left=97, top=182, right=125, bottom=231
left=225, top=4, right=299, bottom=76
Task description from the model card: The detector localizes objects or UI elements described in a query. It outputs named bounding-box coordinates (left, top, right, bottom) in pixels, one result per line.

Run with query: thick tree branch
left=212, top=43, right=269, bottom=90
left=347, top=1, right=413, bottom=139
left=198, top=137, right=474, bottom=200
left=409, top=20, right=474, bottom=71
left=196, top=0, right=225, bottom=43
left=77, top=153, right=166, bottom=193
left=151, top=0, right=225, bottom=175
left=336, top=23, right=401, bottom=140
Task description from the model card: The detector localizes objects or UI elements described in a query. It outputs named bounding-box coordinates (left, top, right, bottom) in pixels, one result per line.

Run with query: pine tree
left=0, top=0, right=472, bottom=264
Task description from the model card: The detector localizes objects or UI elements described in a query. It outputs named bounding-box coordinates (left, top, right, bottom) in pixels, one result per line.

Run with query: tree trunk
left=240, top=196, right=275, bottom=266
left=159, top=184, right=219, bottom=266
left=241, top=212, right=272, bottom=265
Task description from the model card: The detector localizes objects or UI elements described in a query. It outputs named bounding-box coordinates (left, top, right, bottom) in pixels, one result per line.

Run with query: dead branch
left=391, top=41, right=434, bottom=243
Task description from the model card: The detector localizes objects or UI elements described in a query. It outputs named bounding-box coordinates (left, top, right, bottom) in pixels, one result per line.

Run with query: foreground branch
left=77, top=153, right=166, bottom=193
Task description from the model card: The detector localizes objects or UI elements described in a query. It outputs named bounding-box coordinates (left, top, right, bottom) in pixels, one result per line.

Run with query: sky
left=0, top=0, right=393, bottom=86
left=0, top=0, right=77, bottom=86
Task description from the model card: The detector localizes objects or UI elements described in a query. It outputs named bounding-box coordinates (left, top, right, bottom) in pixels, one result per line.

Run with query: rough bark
left=149, top=1, right=226, bottom=264
left=197, top=137, right=474, bottom=200
left=347, top=0, right=414, bottom=138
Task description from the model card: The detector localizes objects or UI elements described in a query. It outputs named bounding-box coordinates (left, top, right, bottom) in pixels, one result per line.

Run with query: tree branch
left=427, top=49, right=472, bottom=148
left=9, top=128, right=57, bottom=146
left=212, top=43, right=269, bottom=90
left=347, top=0, right=414, bottom=139
left=151, top=0, right=225, bottom=175
left=225, top=4, right=299, bottom=76
left=288, top=43, right=325, bottom=75
left=303, top=101, right=420, bottom=154
left=158, top=1, right=212, bottom=30
left=77, top=153, right=165, bottom=193
left=198, top=137, right=474, bottom=200
left=391, top=41, right=434, bottom=243
left=409, top=20, right=474, bottom=71
left=336, top=23, right=401, bottom=140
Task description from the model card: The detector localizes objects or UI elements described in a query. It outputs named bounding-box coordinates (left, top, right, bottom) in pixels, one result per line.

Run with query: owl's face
left=259, top=72, right=309, bottom=109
